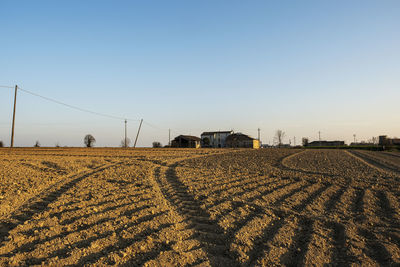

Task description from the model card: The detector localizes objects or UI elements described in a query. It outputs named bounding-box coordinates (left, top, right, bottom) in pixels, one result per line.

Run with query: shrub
left=152, top=141, right=162, bottom=148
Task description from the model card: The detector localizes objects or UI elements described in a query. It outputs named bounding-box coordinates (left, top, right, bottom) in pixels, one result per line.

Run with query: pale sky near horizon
left=1, top=1, right=399, bottom=147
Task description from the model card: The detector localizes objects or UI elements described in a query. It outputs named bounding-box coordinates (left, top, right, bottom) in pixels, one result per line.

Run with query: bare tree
left=34, top=140, right=41, bottom=147
left=152, top=141, right=162, bottom=148
left=302, top=137, right=309, bottom=147
left=120, top=138, right=131, bottom=148
left=84, top=134, right=96, bottom=147
left=372, top=136, right=378, bottom=145
left=274, top=130, right=285, bottom=147
left=55, top=142, right=60, bottom=148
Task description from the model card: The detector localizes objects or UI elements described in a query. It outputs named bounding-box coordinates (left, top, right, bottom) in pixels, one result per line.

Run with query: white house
left=200, top=130, right=233, bottom=148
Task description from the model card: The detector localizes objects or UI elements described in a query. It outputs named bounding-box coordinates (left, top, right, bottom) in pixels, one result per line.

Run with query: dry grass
left=0, top=148, right=399, bottom=266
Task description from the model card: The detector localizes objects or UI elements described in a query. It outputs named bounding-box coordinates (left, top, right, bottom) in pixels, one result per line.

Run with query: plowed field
left=0, top=148, right=399, bottom=266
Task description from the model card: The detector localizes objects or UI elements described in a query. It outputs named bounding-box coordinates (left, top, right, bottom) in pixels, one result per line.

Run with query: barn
left=225, top=133, right=260, bottom=149
left=171, top=135, right=201, bottom=148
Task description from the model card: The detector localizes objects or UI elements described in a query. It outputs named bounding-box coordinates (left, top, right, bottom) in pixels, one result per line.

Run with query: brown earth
left=0, top=148, right=399, bottom=266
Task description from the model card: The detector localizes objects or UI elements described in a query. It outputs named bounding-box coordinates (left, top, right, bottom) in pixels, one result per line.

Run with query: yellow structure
left=253, top=139, right=260, bottom=149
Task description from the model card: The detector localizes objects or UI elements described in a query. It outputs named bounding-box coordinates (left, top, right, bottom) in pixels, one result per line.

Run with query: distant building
left=225, top=133, right=260, bottom=149
left=350, top=142, right=374, bottom=146
left=201, top=130, right=233, bottom=148
left=171, top=135, right=201, bottom=148
left=307, top=140, right=345, bottom=147
left=278, top=144, right=292, bottom=148
left=261, top=144, right=273, bottom=148
left=379, top=135, right=400, bottom=146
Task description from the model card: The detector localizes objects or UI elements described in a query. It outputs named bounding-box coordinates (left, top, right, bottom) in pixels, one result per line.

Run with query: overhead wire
left=2, top=84, right=199, bottom=139
left=142, top=120, right=166, bottom=130
left=142, top=121, right=186, bottom=136
left=17, top=86, right=140, bottom=122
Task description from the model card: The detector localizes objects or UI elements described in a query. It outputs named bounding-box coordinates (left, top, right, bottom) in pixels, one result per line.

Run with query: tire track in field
left=211, top=180, right=301, bottom=221
left=223, top=151, right=336, bottom=265
left=352, top=187, right=365, bottom=217
left=244, top=212, right=287, bottom=266
left=325, top=220, right=359, bottom=266
left=342, top=188, right=400, bottom=264
left=278, top=150, right=340, bottom=178
left=143, top=149, right=399, bottom=266
left=346, top=150, right=400, bottom=175
left=228, top=185, right=331, bottom=264
left=279, top=216, right=315, bottom=266
left=1, top=158, right=172, bottom=266
left=356, top=151, right=400, bottom=174
left=19, top=162, right=68, bottom=175
left=375, top=190, right=400, bottom=225
left=142, top=151, right=249, bottom=265
left=316, top=184, right=359, bottom=265
left=249, top=184, right=334, bottom=265
left=205, top=175, right=277, bottom=202
left=265, top=150, right=399, bottom=265
left=211, top=179, right=305, bottom=245
left=0, top=161, right=125, bottom=245
left=282, top=179, right=358, bottom=265
left=358, top=227, right=396, bottom=266
left=323, top=184, right=348, bottom=213
left=153, top=164, right=239, bottom=266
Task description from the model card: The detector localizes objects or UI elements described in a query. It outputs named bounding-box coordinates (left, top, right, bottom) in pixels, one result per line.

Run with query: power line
left=17, top=87, right=139, bottom=122
left=4, top=85, right=223, bottom=137
left=3, top=84, right=199, bottom=144
left=142, top=121, right=180, bottom=135
left=142, top=120, right=165, bottom=130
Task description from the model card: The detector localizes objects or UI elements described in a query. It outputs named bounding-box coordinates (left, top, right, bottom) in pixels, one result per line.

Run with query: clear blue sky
left=1, top=1, right=399, bottom=147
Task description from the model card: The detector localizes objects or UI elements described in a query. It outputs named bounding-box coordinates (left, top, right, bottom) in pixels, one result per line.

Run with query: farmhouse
left=225, top=133, right=260, bottom=148
left=379, top=135, right=400, bottom=146
left=201, top=130, right=233, bottom=148
left=307, top=141, right=345, bottom=147
left=171, top=135, right=201, bottom=148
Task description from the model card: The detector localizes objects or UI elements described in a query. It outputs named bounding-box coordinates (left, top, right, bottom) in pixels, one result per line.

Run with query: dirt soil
left=0, top=148, right=399, bottom=266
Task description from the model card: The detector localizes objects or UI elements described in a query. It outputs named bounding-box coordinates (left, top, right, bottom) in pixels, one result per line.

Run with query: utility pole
left=168, top=129, right=171, bottom=146
left=257, top=128, right=260, bottom=141
left=133, top=119, right=143, bottom=148
left=10, top=85, right=18, bottom=148
left=124, top=119, right=127, bottom=148
left=353, top=134, right=356, bottom=143
left=318, top=131, right=321, bottom=146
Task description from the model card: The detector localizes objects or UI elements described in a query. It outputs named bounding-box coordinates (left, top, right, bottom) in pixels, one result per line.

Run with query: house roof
left=174, top=135, right=201, bottom=141
left=201, top=131, right=233, bottom=136
left=308, top=140, right=344, bottom=144
left=226, top=133, right=255, bottom=142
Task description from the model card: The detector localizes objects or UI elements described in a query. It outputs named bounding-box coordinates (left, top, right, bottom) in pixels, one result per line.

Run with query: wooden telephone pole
left=318, top=131, right=321, bottom=146
left=10, top=85, right=18, bottom=148
left=124, top=119, right=127, bottom=148
left=133, top=119, right=143, bottom=148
